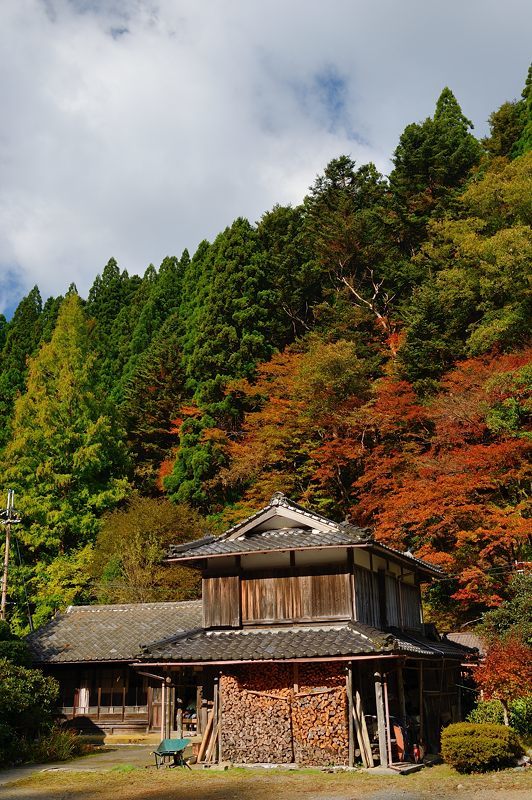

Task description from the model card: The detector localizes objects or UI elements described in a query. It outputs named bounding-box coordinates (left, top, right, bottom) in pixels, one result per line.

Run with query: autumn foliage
left=475, top=637, right=532, bottom=712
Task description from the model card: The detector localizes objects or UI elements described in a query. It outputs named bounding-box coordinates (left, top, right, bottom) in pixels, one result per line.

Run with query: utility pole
left=0, top=490, right=21, bottom=621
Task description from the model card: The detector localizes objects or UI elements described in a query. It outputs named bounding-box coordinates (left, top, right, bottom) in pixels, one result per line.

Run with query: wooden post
left=211, top=676, right=219, bottom=764
left=0, top=516, right=10, bottom=621
left=217, top=673, right=223, bottom=763
left=383, top=675, right=393, bottom=767
left=160, top=683, right=166, bottom=741
left=166, top=680, right=173, bottom=739
left=374, top=671, right=388, bottom=768
left=97, top=686, right=101, bottom=720
left=122, top=685, right=126, bottom=722
left=347, top=663, right=354, bottom=767
left=397, top=663, right=406, bottom=720
left=419, top=662, right=424, bottom=746
left=196, top=684, right=203, bottom=735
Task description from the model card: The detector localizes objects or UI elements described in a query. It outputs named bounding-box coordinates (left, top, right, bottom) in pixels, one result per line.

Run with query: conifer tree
left=187, top=218, right=277, bottom=402
left=1, top=292, right=130, bottom=630
left=0, top=287, right=44, bottom=449
left=122, top=314, right=185, bottom=491
left=391, top=88, right=482, bottom=248
left=512, top=63, right=532, bottom=157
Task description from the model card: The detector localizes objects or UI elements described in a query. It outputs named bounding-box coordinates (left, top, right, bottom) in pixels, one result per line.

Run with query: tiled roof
left=139, top=622, right=470, bottom=664
left=167, top=527, right=366, bottom=559
left=27, top=600, right=203, bottom=664
left=387, top=628, right=478, bottom=658
left=140, top=622, right=392, bottom=662
left=445, top=631, right=485, bottom=655
left=166, top=494, right=444, bottom=578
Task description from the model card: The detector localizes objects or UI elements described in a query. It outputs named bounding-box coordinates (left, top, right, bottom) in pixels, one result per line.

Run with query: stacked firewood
left=220, top=665, right=294, bottom=763
left=219, top=663, right=349, bottom=766
left=292, top=664, right=349, bottom=766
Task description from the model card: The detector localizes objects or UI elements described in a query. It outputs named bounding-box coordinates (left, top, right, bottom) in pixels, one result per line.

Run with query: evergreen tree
left=122, top=314, right=185, bottom=491
left=257, top=204, right=322, bottom=341
left=86, top=258, right=142, bottom=391
left=0, top=287, right=44, bottom=449
left=186, top=218, right=278, bottom=402
left=304, top=157, right=402, bottom=346
left=512, top=63, right=532, bottom=157
left=1, top=292, right=130, bottom=630
left=390, top=88, right=482, bottom=248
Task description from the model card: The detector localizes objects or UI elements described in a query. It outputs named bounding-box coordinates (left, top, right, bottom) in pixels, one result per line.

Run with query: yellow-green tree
left=1, top=292, right=130, bottom=630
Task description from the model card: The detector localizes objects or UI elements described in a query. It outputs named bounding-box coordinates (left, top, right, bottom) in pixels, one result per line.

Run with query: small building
left=29, top=494, right=473, bottom=765
left=27, top=600, right=202, bottom=737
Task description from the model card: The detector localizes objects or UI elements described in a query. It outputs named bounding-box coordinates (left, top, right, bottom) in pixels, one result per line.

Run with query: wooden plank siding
left=353, top=566, right=380, bottom=628
left=202, top=562, right=422, bottom=630
left=203, top=576, right=241, bottom=628
left=385, top=574, right=401, bottom=627
left=241, top=570, right=351, bottom=624
left=400, top=582, right=423, bottom=630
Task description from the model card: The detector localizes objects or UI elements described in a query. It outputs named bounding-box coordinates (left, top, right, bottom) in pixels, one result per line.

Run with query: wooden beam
left=347, top=664, right=354, bottom=767
left=419, top=662, right=424, bottom=745
left=353, top=688, right=373, bottom=767
left=383, top=675, right=393, bottom=767
left=197, top=710, right=214, bottom=762
left=374, top=671, right=388, bottom=768
left=397, top=663, right=406, bottom=720
left=217, top=674, right=223, bottom=763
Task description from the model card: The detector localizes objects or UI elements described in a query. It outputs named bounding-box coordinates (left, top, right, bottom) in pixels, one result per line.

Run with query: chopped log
left=220, top=663, right=349, bottom=766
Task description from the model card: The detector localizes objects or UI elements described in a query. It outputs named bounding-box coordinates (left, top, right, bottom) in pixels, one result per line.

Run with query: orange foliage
left=475, top=637, right=532, bottom=706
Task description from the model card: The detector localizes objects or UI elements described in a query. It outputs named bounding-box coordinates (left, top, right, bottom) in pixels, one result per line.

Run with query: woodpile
left=221, top=665, right=293, bottom=763
left=292, top=663, right=348, bottom=766
left=219, top=664, right=348, bottom=766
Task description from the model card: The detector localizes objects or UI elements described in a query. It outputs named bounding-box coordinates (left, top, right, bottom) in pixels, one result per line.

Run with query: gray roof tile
left=140, top=621, right=391, bottom=662
left=168, top=527, right=365, bottom=559
left=27, top=600, right=203, bottom=664
left=138, top=621, right=470, bottom=663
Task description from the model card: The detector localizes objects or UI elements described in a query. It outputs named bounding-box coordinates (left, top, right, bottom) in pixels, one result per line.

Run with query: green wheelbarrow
left=152, top=738, right=191, bottom=769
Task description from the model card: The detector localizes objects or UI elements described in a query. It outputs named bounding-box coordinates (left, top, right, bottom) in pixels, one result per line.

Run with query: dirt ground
left=0, top=764, right=531, bottom=800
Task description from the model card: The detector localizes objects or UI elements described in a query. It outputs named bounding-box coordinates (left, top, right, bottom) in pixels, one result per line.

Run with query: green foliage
left=468, top=698, right=532, bottom=739
left=391, top=88, right=482, bottom=248
left=478, top=573, right=532, bottom=646
left=92, top=495, right=208, bottom=603
left=30, top=726, right=86, bottom=763
left=441, top=722, right=523, bottom=773
left=121, top=314, right=185, bottom=491
left=512, top=64, right=532, bottom=158
left=0, top=293, right=130, bottom=630
left=0, top=75, right=529, bottom=632
left=399, top=153, right=532, bottom=383
left=0, top=657, right=59, bottom=765
left=0, top=620, right=30, bottom=666
left=296, top=338, right=373, bottom=419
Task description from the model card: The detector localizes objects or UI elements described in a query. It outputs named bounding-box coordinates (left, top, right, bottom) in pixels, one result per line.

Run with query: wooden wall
left=241, top=570, right=351, bottom=624
left=203, top=576, right=240, bottom=628
left=353, top=566, right=380, bottom=627
left=202, top=557, right=422, bottom=631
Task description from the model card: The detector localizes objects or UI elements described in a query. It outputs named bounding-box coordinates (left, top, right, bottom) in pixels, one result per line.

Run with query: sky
left=0, top=0, right=530, bottom=316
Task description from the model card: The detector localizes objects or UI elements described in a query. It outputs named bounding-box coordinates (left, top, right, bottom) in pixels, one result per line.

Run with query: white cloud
left=0, top=0, right=530, bottom=312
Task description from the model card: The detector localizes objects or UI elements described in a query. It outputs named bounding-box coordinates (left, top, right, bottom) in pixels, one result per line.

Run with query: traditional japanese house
left=27, top=601, right=202, bottom=738
left=136, top=494, right=473, bottom=766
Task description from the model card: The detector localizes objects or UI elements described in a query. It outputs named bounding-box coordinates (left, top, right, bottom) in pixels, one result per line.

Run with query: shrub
left=30, top=727, right=86, bottom=763
left=441, top=722, right=523, bottom=773
left=468, top=698, right=532, bottom=738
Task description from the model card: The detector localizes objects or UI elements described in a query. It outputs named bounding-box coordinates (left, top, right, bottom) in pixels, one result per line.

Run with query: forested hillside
left=0, top=72, right=530, bottom=633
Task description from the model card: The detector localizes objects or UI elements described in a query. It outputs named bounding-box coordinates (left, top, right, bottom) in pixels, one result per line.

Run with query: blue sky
left=0, top=0, right=530, bottom=316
